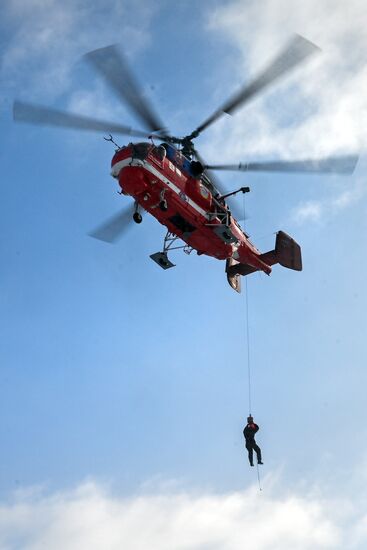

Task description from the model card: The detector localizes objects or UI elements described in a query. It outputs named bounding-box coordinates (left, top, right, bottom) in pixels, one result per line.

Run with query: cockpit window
left=132, top=142, right=151, bottom=160
left=153, top=145, right=167, bottom=161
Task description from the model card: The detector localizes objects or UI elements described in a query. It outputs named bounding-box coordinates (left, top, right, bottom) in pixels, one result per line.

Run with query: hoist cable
left=257, top=464, right=263, bottom=492
left=242, top=194, right=252, bottom=415
left=242, top=194, right=262, bottom=492
left=244, top=276, right=252, bottom=415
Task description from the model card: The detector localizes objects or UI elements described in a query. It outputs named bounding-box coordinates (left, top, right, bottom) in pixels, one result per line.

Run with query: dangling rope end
left=256, top=463, right=263, bottom=492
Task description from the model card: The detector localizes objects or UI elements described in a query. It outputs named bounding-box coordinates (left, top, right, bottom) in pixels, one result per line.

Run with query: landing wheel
left=133, top=212, right=142, bottom=224
left=159, top=199, right=168, bottom=211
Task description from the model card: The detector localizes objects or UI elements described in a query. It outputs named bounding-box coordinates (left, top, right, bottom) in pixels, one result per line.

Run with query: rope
left=242, top=193, right=262, bottom=492
left=244, top=276, right=252, bottom=415
left=242, top=193, right=252, bottom=416
left=257, top=469, right=263, bottom=492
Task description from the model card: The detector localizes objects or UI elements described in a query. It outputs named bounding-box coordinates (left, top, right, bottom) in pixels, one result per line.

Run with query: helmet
left=247, top=415, right=253, bottom=423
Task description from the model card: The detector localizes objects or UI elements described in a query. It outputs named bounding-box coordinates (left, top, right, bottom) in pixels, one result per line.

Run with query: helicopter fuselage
left=111, top=142, right=272, bottom=275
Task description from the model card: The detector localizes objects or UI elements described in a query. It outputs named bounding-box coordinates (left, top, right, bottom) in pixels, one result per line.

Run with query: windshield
left=132, top=142, right=151, bottom=160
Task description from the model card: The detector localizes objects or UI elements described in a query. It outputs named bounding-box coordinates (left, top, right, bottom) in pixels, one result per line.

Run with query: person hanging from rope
left=243, top=415, right=263, bottom=467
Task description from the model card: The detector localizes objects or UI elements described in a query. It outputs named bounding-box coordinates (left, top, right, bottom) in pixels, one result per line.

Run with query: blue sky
left=1, top=0, right=367, bottom=548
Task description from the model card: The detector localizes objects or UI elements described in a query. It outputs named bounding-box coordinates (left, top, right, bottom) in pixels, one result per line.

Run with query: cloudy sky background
left=1, top=0, right=366, bottom=548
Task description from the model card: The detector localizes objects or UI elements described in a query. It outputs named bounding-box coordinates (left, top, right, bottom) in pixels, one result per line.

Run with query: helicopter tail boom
left=226, top=231, right=302, bottom=292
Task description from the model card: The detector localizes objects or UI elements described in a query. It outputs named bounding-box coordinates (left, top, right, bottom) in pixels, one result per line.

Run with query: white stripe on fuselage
left=111, top=157, right=210, bottom=219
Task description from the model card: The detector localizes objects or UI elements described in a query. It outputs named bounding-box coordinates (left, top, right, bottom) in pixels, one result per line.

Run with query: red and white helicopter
left=13, top=35, right=358, bottom=292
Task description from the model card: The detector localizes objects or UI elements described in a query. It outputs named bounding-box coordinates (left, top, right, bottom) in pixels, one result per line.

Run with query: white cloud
left=292, top=200, right=323, bottom=224
left=203, top=0, right=367, bottom=161
left=1, top=476, right=367, bottom=549
left=291, top=177, right=366, bottom=224
left=1, top=0, right=157, bottom=102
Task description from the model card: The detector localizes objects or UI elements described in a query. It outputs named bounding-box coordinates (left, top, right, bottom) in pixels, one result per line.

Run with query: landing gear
left=133, top=201, right=142, bottom=224
left=150, top=251, right=175, bottom=270
left=150, top=231, right=193, bottom=270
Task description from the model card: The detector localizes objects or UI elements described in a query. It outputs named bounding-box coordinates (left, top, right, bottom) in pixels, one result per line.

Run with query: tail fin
left=262, top=231, right=302, bottom=271
left=226, top=231, right=302, bottom=293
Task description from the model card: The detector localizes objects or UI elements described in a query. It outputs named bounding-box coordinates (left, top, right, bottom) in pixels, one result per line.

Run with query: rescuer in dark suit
left=243, top=416, right=263, bottom=467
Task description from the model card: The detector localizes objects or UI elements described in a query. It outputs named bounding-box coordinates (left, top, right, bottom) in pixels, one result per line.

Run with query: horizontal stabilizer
left=225, top=231, right=302, bottom=292
left=274, top=230, right=302, bottom=271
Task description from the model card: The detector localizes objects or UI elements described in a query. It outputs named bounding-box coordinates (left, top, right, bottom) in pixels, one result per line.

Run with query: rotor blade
left=89, top=203, right=137, bottom=243
left=193, top=34, right=320, bottom=137
left=13, top=100, right=154, bottom=138
left=206, top=155, right=359, bottom=175
left=84, top=45, right=167, bottom=134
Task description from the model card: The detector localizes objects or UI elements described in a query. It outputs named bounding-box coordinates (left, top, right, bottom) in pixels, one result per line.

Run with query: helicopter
left=13, top=35, right=358, bottom=293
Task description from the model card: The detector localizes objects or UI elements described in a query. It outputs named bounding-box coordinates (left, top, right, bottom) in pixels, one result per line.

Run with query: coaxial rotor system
left=14, top=35, right=358, bottom=173
left=13, top=35, right=359, bottom=241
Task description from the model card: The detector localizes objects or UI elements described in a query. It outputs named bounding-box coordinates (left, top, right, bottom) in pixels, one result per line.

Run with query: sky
left=0, top=0, right=367, bottom=548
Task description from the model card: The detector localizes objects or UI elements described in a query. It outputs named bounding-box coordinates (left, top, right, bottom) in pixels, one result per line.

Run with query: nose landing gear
left=133, top=201, right=142, bottom=224
left=133, top=211, right=142, bottom=224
